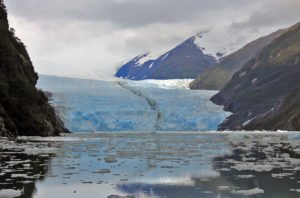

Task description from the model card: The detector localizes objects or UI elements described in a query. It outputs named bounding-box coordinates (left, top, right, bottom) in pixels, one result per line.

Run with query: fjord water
left=37, top=75, right=230, bottom=132
left=0, top=77, right=297, bottom=198
left=1, top=132, right=300, bottom=198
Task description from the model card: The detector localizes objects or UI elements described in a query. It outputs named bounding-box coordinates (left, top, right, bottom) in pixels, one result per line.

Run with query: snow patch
left=239, top=71, right=247, bottom=78
left=243, top=117, right=256, bottom=127
left=160, top=53, right=169, bottom=61
left=252, top=78, right=258, bottom=85
left=149, top=63, right=154, bottom=69
left=137, top=53, right=161, bottom=65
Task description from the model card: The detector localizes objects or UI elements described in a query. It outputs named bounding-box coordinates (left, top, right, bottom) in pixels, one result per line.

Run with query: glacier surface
left=38, top=75, right=230, bottom=132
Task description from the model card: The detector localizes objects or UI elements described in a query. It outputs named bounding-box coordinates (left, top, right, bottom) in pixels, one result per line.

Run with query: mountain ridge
left=190, top=29, right=285, bottom=90
left=211, top=22, right=300, bottom=131
left=115, top=35, right=218, bottom=80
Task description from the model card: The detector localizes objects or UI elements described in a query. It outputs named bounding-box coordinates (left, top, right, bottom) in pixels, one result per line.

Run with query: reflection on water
left=0, top=132, right=300, bottom=198
left=0, top=138, right=60, bottom=198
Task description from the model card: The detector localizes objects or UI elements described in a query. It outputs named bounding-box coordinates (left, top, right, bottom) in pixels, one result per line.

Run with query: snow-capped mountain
left=37, top=75, right=229, bottom=132
left=115, top=25, right=259, bottom=80
left=115, top=35, right=218, bottom=80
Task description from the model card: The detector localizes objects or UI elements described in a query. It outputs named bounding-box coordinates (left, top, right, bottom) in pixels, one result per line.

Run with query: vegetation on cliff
left=212, top=22, right=300, bottom=131
left=190, top=30, right=284, bottom=90
left=0, top=0, right=68, bottom=136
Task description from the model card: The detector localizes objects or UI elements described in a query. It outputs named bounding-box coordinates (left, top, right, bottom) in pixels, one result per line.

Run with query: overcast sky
left=5, top=0, right=300, bottom=79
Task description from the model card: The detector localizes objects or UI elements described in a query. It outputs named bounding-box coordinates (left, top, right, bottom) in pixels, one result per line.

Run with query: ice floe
left=232, top=188, right=264, bottom=196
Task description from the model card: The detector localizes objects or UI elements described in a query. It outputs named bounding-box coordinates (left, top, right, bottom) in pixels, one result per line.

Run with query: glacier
left=37, top=75, right=230, bottom=132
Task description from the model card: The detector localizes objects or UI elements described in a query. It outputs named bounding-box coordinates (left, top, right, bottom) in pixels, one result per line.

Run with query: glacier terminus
left=37, top=75, right=230, bottom=132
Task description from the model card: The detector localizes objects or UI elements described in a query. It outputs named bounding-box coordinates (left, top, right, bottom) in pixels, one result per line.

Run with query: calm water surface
left=0, top=132, right=300, bottom=198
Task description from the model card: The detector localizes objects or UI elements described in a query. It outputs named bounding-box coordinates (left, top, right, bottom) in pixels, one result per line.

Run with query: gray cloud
left=4, top=0, right=300, bottom=79
left=6, top=0, right=252, bottom=28
left=231, top=0, right=300, bottom=30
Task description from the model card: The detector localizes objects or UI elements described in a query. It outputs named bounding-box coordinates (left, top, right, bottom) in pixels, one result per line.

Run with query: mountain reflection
left=0, top=138, right=59, bottom=198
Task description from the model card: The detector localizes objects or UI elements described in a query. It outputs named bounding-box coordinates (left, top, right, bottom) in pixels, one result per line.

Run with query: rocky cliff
left=212, top=22, right=300, bottom=131
left=0, top=1, right=68, bottom=136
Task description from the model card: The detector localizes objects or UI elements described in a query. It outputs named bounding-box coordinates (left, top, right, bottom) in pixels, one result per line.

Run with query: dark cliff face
left=190, top=30, right=285, bottom=91
left=0, top=1, right=68, bottom=136
left=115, top=36, right=216, bottom=80
left=245, top=85, right=300, bottom=131
left=212, top=22, right=300, bottom=131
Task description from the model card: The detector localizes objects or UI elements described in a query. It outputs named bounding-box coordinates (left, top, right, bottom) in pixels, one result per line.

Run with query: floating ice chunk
left=282, top=154, right=300, bottom=165
left=0, top=189, right=22, bottom=198
left=290, top=189, right=300, bottom=193
left=237, top=175, right=255, bottom=179
left=218, top=186, right=231, bottom=191
left=200, top=191, right=212, bottom=194
left=277, top=130, right=288, bottom=133
left=232, top=188, right=264, bottom=196
left=24, top=148, right=58, bottom=155
left=231, top=163, right=274, bottom=172
left=294, top=149, right=300, bottom=154
left=17, top=180, right=33, bottom=184
left=5, top=160, right=31, bottom=166
left=11, top=174, right=28, bottom=178
left=218, top=168, right=231, bottom=172
left=107, top=195, right=133, bottom=198
left=272, top=173, right=294, bottom=178
left=241, top=157, right=256, bottom=162
left=17, top=136, right=82, bottom=142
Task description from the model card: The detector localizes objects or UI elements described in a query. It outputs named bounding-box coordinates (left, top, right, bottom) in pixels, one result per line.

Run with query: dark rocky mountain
left=115, top=36, right=217, bottom=80
left=0, top=1, right=68, bottom=136
left=246, top=85, right=300, bottom=131
left=190, top=30, right=285, bottom=90
left=212, top=22, right=300, bottom=131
